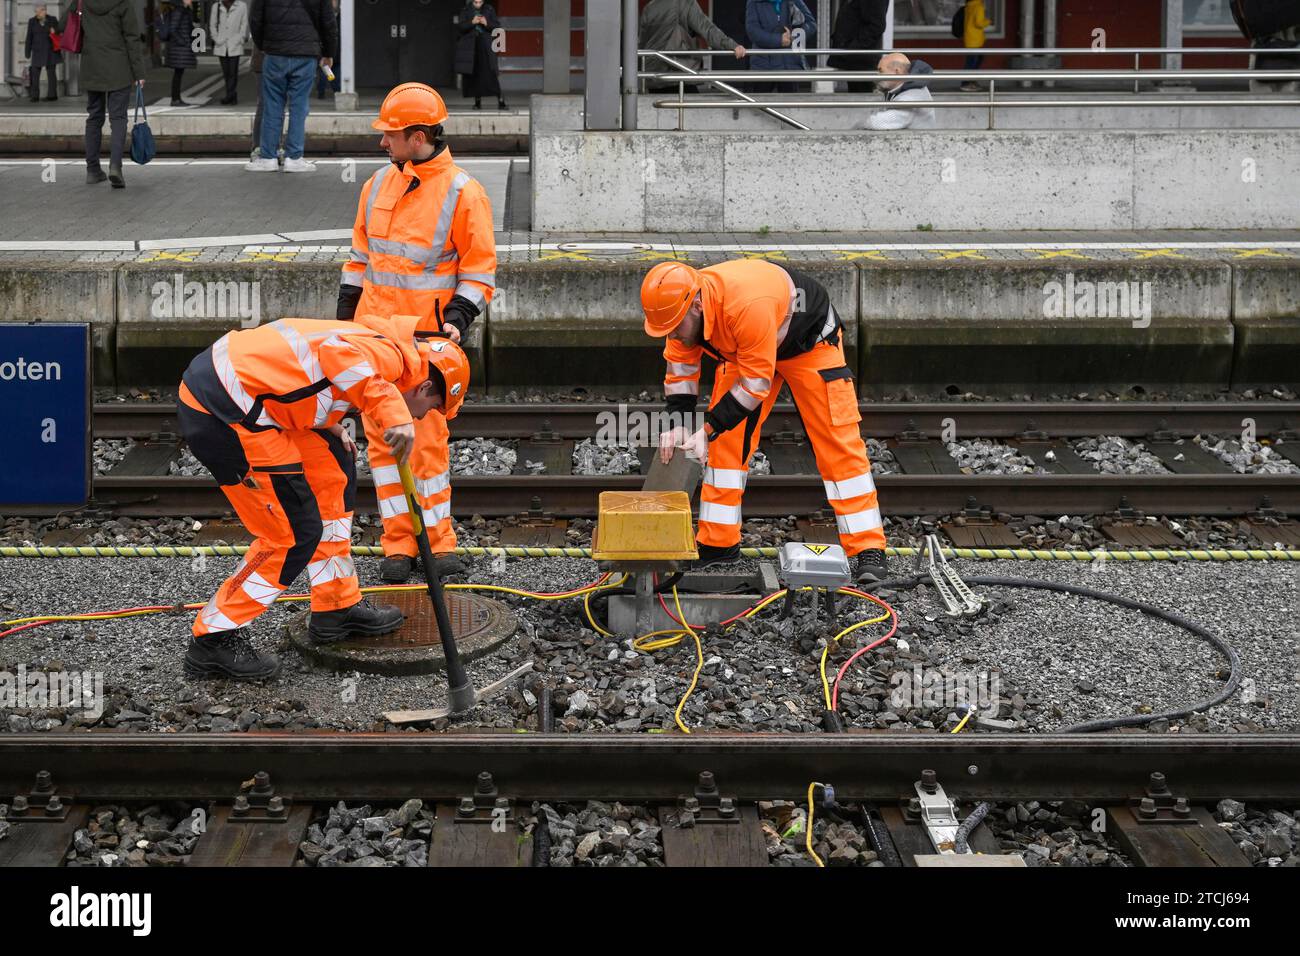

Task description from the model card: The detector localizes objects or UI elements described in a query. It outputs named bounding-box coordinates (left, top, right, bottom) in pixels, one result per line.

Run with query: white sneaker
left=283, top=157, right=316, bottom=173
left=245, top=157, right=279, bottom=172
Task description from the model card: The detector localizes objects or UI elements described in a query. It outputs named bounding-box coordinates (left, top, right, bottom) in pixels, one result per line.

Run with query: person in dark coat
left=828, top=0, right=889, bottom=92
left=24, top=4, right=62, bottom=102
left=456, top=0, right=506, bottom=110
left=158, top=0, right=198, bottom=105
left=78, top=0, right=149, bottom=188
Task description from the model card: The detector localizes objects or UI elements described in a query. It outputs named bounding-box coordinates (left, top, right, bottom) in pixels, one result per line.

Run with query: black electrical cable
left=954, top=801, right=992, bottom=854
left=859, top=804, right=904, bottom=867
left=855, top=573, right=1243, bottom=733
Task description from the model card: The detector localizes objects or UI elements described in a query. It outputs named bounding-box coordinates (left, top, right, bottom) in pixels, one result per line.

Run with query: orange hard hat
left=373, top=83, right=449, bottom=131
left=641, top=262, right=701, bottom=336
left=416, top=337, right=470, bottom=420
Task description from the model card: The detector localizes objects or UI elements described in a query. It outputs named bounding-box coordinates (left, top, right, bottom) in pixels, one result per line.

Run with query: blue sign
left=0, top=324, right=91, bottom=506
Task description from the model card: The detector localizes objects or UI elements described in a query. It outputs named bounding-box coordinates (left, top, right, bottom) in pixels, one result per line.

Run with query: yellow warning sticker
left=804, top=544, right=830, bottom=555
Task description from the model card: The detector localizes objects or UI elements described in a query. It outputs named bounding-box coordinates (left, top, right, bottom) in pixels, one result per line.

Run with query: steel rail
left=92, top=401, right=1300, bottom=440
left=3, top=732, right=1299, bottom=802
left=54, top=472, right=1300, bottom=518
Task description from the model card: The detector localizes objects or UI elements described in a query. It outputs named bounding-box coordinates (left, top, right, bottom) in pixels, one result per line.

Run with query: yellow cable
left=671, top=585, right=703, bottom=735
left=951, top=707, right=974, bottom=734
left=819, top=610, right=890, bottom=709
left=806, top=782, right=825, bottom=868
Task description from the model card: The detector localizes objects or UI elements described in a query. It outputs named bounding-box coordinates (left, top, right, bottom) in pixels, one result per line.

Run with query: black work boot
left=308, top=597, right=405, bottom=644
left=87, top=165, right=107, bottom=184
left=433, top=552, right=467, bottom=578
left=380, top=554, right=413, bottom=583
left=694, top=543, right=741, bottom=568
left=108, top=164, right=125, bottom=189
left=854, top=549, right=889, bottom=585
left=184, top=628, right=281, bottom=681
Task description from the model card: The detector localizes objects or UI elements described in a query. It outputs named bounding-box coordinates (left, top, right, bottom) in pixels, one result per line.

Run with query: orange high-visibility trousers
left=179, top=405, right=361, bottom=637
left=362, top=410, right=456, bottom=557
left=698, top=338, right=885, bottom=556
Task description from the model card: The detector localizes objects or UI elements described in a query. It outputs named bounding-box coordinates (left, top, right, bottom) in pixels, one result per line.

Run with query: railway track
left=2, top=733, right=1295, bottom=867
left=64, top=402, right=1300, bottom=520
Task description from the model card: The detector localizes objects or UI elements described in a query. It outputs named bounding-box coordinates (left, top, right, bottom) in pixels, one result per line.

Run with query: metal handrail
left=643, top=69, right=1300, bottom=82
left=641, top=46, right=1300, bottom=57
left=641, top=51, right=809, bottom=131
left=652, top=98, right=1300, bottom=108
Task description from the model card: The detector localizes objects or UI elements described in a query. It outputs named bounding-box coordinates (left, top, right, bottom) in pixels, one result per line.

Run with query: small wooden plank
left=192, top=519, right=254, bottom=545
left=1144, top=441, right=1236, bottom=475
left=1102, top=522, right=1185, bottom=548
left=658, top=805, right=768, bottom=867
left=501, top=520, right=569, bottom=547
left=892, top=441, right=963, bottom=475
left=0, top=806, right=91, bottom=867
left=1011, top=439, right=1096, bottom=475
left=762, top=440, right=818, bottom=475
left=186, top=804, right=313, bottom=867
left=1106, top=806, right=1250, bottom=867
left=108, top=442, right=181, bottom=477
left=1243, top=520, right=1300, bottom=548
left=796, top=516, right=841, bottom=544
left=429, top=803, right=530, bottom=867
left=513, top=439, right=575, bottom=476
left=941, top=521, right=1023, bottom=548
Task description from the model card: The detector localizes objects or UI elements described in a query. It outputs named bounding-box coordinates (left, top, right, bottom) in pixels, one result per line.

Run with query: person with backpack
left=955, top=0, right=990, bottom=92
left=745, top=0, right=818, bottom=93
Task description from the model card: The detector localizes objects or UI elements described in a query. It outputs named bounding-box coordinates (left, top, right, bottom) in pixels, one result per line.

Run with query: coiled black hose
left=857, top=574, right=1243, bottom=733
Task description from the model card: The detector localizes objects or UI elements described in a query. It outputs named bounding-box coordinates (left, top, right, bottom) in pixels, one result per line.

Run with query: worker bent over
left=338, top=82, right=497, bottom=585
left=641, top=259, right=889, bottom=584
left=176, top=317, right=472, bottom=681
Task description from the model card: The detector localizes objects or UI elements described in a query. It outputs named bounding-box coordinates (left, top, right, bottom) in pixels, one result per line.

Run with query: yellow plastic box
left=592, top=491, right=698, bottom=562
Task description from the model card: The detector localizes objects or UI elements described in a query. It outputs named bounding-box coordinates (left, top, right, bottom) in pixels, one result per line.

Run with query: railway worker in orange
left=176, top=317, right=472, bottom=681
left=337, top=81, right=497, bottom=585
left=642, top=259, right=889, bottom=584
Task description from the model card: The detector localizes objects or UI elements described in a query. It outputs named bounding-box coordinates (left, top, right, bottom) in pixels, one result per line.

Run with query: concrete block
left=488, top=258, right=860, bottom=392
left=1230, top=259, right=1300, bottom=388
left=645, top=134, right=724, bottom=231
left=857, top=260, right=1234, bottom=396
left=1134, top=131, right=1300, bottom=230
left=0, top=263, right=116, bottom=386
left=114, top=263, right=485, bottom=389
left=531, top=133, right=647, bottom=231
left=722, top=132, right=1134, bottom=232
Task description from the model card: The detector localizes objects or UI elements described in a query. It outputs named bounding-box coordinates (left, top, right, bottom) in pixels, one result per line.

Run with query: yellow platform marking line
left=835, top=250, right=892, bottom=261
left=933, top=250, right=989, bottom=260
left=1131, top=248, right=1188, bottom=259
left=1233, top=248, right=1294, bottom=259
left=236, top=250, right=301, bottom=263
left=1027, top=249, right=1092, bottom=260
left=137, top=250, right=201, bottom=263
left=1, top=545, right=1296, bottom=561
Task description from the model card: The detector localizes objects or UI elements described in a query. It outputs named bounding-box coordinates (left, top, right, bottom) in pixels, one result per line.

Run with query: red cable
left=831, top=589, right=898, bottom=711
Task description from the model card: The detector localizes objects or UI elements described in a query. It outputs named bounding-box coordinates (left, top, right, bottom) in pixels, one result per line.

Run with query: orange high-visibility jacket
left=179, top=318, right=427, bottom=434
left=662, top=259, right=801, bottom=435
left=341, top=149, right=497, bottom=332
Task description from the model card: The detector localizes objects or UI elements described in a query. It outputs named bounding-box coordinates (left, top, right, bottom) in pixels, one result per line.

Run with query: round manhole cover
left=286, top=590, right=518, bottom=676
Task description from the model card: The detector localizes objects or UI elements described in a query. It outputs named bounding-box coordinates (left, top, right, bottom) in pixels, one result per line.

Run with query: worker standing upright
left=176, top=317, right=472, bottom=681
left=641, top=259, right=889, bottom=584
left=338, top=82, right=496, bottom=583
